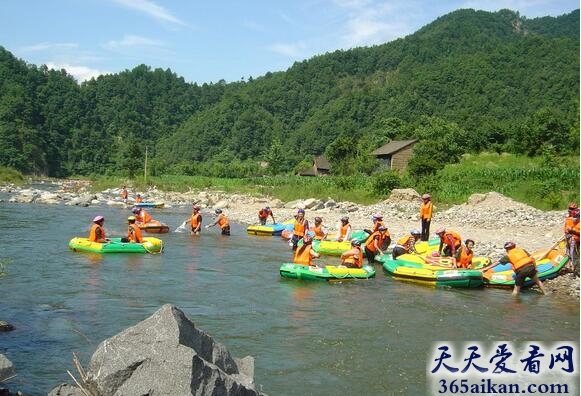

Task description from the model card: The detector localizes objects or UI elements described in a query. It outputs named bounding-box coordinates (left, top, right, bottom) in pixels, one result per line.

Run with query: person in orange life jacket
left=291, top=209, right=309, bottom=251
left=564, top=209, right=580, bottom=271
left=564, top=203, right=580, bottom=241
left=487, top=242, right=548, bottom=296
left=312, top=217, right=328, bottom=241
left=293, top=235, right=320, bottom=266
left=436, top=228, right=461, bottom=257
left=125, top=216, right=143, bottom=243
left=341, top=239, right=363, bottom=268
left=206, top=209, right=231, bottom=235
left=132, top=207, right=152, bottom=224
left=134, top=194, right=143, bottom=204
left=392, top=234, right=415, bottom=260
left=120, top=186, right=128, bottom=203
left=257, top=206, right=275, bottom=225
left=336, top=216, right=352, bottom=242
left=88, top=215, right=109, bottom=243
left=455, top=239, right=475, bottom=269
left=419, top=193, right=433, bottom=241
left=184, top=204, right=203, bottom=235
left=364, top=226, right=390, bottom=264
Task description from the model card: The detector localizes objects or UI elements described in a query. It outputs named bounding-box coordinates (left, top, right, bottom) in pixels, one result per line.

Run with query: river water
left=0, top=195, right=579, bottom=395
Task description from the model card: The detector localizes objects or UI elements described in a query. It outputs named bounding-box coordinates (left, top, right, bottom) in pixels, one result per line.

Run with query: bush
left=370, top=171, right=402, bottom=195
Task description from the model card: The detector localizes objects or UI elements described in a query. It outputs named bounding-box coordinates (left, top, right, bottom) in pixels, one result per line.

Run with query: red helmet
left=435, top=228, right=445, bottom=235
left=92, top=215, right=104, bottom=223
left=340, top=216, right=349, bottom=222
left=568, top=202, right=578, bottom=210
left=314, top=216, right=322, bottom=222
left=422, top=193, right=431, bottom=200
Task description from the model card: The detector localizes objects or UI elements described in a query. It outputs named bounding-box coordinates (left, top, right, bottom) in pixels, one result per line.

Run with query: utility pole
left=144, top=145, right=148, bottom=186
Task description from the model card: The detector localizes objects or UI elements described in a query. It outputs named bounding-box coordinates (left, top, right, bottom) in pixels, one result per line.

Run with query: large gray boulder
left=84, top=304, right=265, bottom=396
left=0, top=354, right=15, bottom=381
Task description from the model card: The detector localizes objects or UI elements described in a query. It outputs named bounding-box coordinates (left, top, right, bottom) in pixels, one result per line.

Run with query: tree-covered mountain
left=0, top=8, right=578, bottom=178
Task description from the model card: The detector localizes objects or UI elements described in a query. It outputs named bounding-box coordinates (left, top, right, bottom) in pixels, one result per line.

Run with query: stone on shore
left=0, top=354, right=15, bottom=382
left=52, top=304, right=266, bottom=396
left=0, top=321, right=14, bottom=332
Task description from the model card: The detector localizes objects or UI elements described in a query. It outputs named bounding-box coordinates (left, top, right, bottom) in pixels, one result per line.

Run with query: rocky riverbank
left=1, top=182, right=579, bottom=298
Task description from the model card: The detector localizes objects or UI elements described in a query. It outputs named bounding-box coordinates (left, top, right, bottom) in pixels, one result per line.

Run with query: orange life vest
left=339, top=223, right=350, bottom=239
left=571, top=222, right=580, bottom=243
left=456, top=246, right=473, bottom=269
left=420, top=201, right=433, bottom=220
left=293, top=245, right=314, bottom=266
left=191, top=213, right=202, bottom=229
left=120, top=189, right=128, bottom=200
left=293, top=219, right=307, bottom=237
left=564, top=217, right=580, bottom=242
left=341, top=246, right=363, bottom=268
left=137, top=210, right=152, bottom=224
left=312, top=224, right=325, bottom=240
left=442, top=231, right=461, bottom=249
left=217, top=214, right=229, bottom=229
left=258, top=209, right=271, bottom=219
left=127, top=223, right=143, bottom=243
left=507, top=248, right=535, bottom=271
left=396, top=235, right=412, bottom=248
left=365, top=231, right=386, bottom=253
left=135, top=195, right=143, bottom=203
left=89, top=224, right=106, bottom=242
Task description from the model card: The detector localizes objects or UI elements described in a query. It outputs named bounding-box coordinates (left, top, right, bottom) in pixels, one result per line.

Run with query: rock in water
left=85, top=304, right=266, bottom=396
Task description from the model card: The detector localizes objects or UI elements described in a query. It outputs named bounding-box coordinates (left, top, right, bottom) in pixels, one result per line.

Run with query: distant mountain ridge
left=0, top=8, right=578, bottom=177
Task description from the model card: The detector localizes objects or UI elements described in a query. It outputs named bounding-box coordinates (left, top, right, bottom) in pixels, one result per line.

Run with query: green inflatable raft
left=68, top=237, right=163, bottom=254
left=378, top=253, right=484, bottom=288
left=280, top=263, right=376, bottom=281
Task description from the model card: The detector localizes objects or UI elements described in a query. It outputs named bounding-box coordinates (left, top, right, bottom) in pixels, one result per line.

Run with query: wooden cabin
left=371, top=139, right=418, bottom=172
left=299, top=155, right=331, bottom=176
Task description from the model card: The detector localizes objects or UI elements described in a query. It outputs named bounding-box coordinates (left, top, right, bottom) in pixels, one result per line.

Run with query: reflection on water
left=0, top=202, right=578, bottom=395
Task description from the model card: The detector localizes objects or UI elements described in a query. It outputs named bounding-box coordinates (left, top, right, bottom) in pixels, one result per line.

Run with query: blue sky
left=0, top=0, right=577, bottom=84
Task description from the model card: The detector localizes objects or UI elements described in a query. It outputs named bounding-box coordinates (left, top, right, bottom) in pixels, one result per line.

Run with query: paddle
left=174, top=221, right=187, bottom=233
left=532, top=235, right=566, bottom=261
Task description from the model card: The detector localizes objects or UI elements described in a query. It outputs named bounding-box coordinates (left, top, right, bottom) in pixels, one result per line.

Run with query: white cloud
left=20, top=43, right=79, bottom=52
left=268, top=42, right=307, bottom=57
left=332, top=0, right=418, bottom=47
left=104, top=35, right=165, bottom=49
left=112, top=0, right=186, bottom=26
left=45, top=62, right=110, bottom=82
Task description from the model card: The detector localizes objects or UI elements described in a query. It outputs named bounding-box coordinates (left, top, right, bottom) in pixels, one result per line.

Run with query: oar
left=174, top=221, right=187, bottom=233
left=533, top=235, right=566, bottom=261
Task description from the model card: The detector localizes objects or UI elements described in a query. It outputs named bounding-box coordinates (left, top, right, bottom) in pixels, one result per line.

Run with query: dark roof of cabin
left=314, top=155, right=331, bottom=170
left=371, top=139, right=418, bottom=156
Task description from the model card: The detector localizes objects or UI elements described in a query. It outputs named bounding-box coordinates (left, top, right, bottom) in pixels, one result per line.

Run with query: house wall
left=390, top=144, right=416, bottom=172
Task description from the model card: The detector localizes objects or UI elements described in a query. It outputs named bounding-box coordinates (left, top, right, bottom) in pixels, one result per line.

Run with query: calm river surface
left=0, top=195, right=579, bottom=395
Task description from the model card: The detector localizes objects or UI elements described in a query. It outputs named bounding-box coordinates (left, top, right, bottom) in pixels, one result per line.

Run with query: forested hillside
left=0, top=8, right=578, bottom=178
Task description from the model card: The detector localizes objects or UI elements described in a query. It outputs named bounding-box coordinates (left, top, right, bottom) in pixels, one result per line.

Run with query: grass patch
left=432, top=153, right=579, bottom=210
left=0, top=166, right=25, bottom=185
